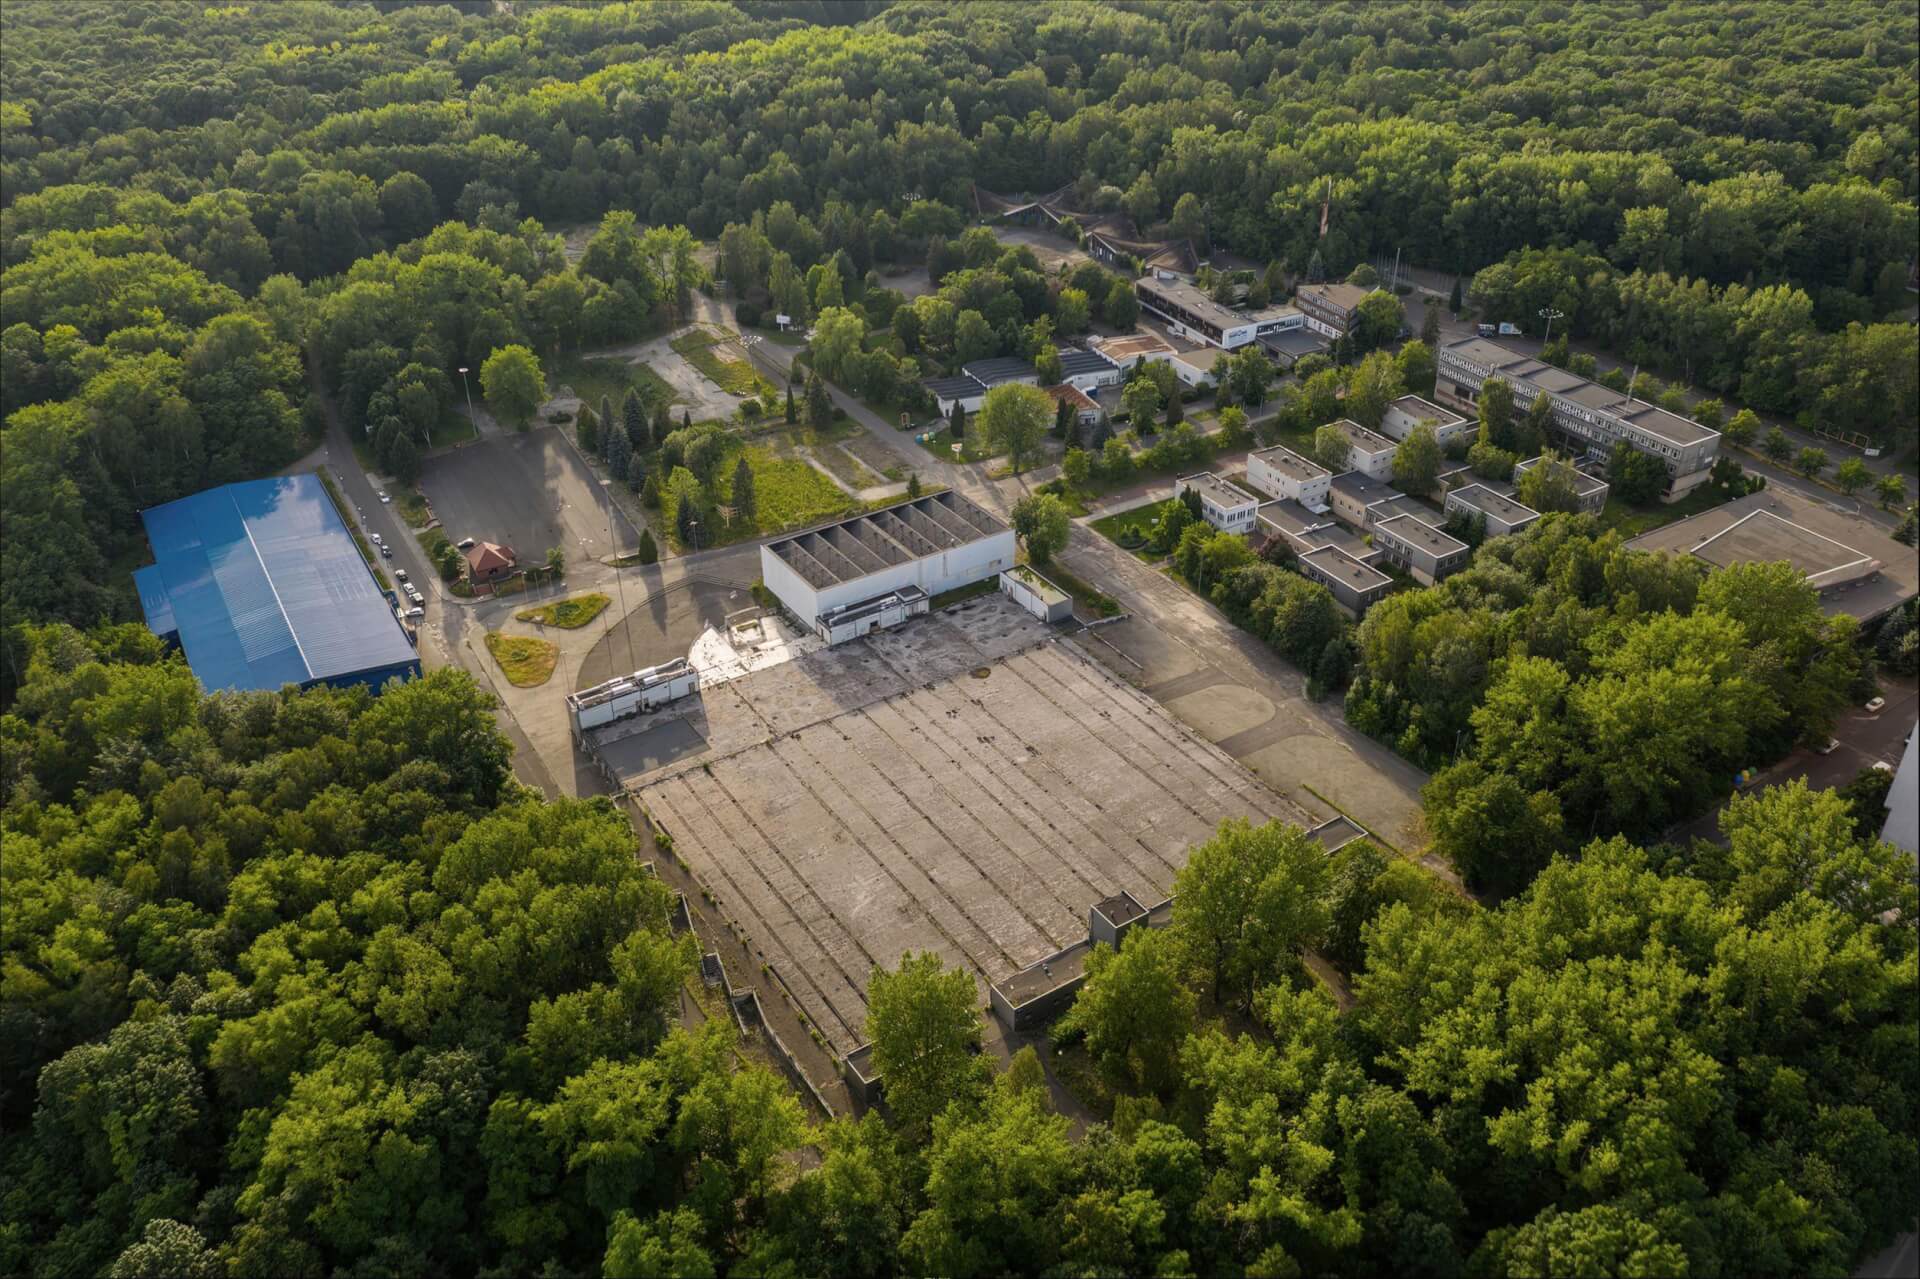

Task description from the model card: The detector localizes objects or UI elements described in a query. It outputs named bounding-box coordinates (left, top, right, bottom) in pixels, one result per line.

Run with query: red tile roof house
left=463, top=541, right=518, bottom=592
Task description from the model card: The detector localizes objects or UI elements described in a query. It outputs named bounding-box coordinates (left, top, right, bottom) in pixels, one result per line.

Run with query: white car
left=457, top=537, right=475, bottom=550
left=394, top=569, right=409, bottom=583
left=1864, top=696, right=1886, bottom=713
left=377, top=491, right=390, bottom=503
left=369, top=532, right=382, bottom=545
left=406, top=606, right=424, bottom=619
left=1815, top=738, right=1840, bottom=755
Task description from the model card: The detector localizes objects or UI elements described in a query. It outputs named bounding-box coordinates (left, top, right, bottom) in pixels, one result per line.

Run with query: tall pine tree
left=653, top=400, right=672, bottom=449
left=730, top=454, right=757, bottom=529
left=785, top=386, right=797, bottom=423
left=598, top=395, right=615, bottom=456
left=622, top=389, right=648, bottom=451
left=806, top=373, right=833, bottom=429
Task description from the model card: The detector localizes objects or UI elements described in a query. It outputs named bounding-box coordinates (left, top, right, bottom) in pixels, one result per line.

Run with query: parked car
left=1873, top=760, right=1894, bottom=774
left=394, top=569, right=408, bottom=582
left=1815, top=738, right=1840, bottom=755
left=369, top=532, right=382, bottom=545
left=1865, top=696, right=1887, bottom=713
left=1497, top=321, right=1521, bottom=336
left=379, top=545, right=393, bottom=558
left=376, top=491, right=389, bottom=503
left=406, top=606, right=424, bottom=619
left=457, top=537, right=476, bottom=550
left=1477, top=323, right=1496, bottom=337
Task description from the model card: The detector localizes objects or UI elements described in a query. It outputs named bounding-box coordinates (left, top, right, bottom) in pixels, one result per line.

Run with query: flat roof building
left=1373, top=513, right=1472, bottom=586
left=1055, top=347, right=1122, bottom=391
left=1381, top=394, right=1475, bottom=447
left=1169, top=347, right=1229, bottom=387
left=1625, top=489, right=1918, bottom=620
left=1295, top=282, right=1372, bottom=337
left=1090, top=332, right=1179, bottom=370
left=1327, top=418, right=1399, bottom=481
left=1297, top=545, right=1394, bottom=616
left=134, top=474, right=420, bottom=694
left=1177, top=472, right=1260, bottom=533
left=760, top=491, right=1015, bottom=636
left=1445, top=483, right=1542, bottom=539
left=1258, top=325, right=1330, bottom=369
left=1245, top=445, right=1333, bottom=508
left=1256, top=499, right=1380, bottom=563
left=1436, top=338, right=1720, bottom=498
left=1135, top=276, right=1304, bottom=349
left=1514, top=454, right=1610, bottom=514
left=923, top=356, right=1041, bottom=415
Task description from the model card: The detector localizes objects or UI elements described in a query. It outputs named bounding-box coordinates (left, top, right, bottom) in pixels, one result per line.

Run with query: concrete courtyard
left=630, top=596, right=1307, bottom=1053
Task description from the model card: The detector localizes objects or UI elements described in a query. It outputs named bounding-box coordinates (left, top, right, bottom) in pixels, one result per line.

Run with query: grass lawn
left=1598, top=485, right=1731, bottom=537
left=916, top=429, right=996, bottom=464
left=428, top=406, right=477, bottom=449
left=515, top=593, right=611, bottom=629
left=1087, top=509, right=1163, bottom=560
left=484, top=632, right=559, bottom=687
left=671, top=327, right=779, bottom=400
left=556, top=353, right=680, bottom=413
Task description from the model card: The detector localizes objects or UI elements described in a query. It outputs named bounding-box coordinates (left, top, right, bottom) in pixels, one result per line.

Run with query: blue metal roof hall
left=136, top=474, right=420, bottom=694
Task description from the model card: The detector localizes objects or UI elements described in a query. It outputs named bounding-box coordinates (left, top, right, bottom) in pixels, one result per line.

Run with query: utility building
left=1135, top=276, right=1305, bottom=349
left=760, top=492, right=1015, bottom=639
left=134, top=474, right=420, bottom=694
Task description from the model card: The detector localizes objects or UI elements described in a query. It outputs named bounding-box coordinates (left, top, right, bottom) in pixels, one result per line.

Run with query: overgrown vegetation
left=1346, top=514, right=1872, bottom=894
left=514, top=593, right=611, bottom=630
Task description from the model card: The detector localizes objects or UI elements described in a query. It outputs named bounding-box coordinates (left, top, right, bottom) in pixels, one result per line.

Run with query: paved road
left=1670, top=677, right=1919, bottom=846
left=1856, top=1231, right=1918, bottom=1279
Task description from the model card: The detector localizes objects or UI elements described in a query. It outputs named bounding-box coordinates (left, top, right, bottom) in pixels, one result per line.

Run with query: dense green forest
left=4, top=0, right=1916, bottom=680
left=2, top=629, right=1912, bottom=1276
left=3, top=4, right=1918, bottom=1274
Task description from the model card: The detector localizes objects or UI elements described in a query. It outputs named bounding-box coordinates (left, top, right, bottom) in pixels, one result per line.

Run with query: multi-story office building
left=1135, top=276, right=1303, bottom=350
left=1435, top=338, right=1720, bottom=499
left=1245, top=445, right=1332, bottom=507
left=1372, top=513, right=1472, bottom=586
left=1445, top=484, right=1542, bottom=539
left=1176, top=472, right=1259, bottom=533
left=1295, top=282, right=1371, bottom=337
left=1297, top=545, right=1394, bottom=616
left=1513, top=454, right=1610, bottom=514
left=1380, top=394, right=1475, bottom=448
left=1325, top=418, right=1398, bottom=481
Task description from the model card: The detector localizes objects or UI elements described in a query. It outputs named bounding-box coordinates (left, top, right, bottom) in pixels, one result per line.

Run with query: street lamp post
left=456, top=366, right=476, bottom=425
left=1538, top=306, right=1565, bottom=347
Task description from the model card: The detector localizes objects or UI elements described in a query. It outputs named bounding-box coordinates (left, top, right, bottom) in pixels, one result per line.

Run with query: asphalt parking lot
left=574, top=578, right=753, bottom=690
left=418, top=427, right=638, bottom=567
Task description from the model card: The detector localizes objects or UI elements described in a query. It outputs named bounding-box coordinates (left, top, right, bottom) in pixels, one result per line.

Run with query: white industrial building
left=1056, top=348, right=1122, bottom=393
left=760, top=492, right=1015, bottom=641
left=922, top=356, right=1041, bottom=416
left=567, top=657, right=700, bottom=738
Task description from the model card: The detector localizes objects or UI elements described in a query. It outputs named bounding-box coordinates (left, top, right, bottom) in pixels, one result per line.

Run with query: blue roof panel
left=132, top=565, right=177, bottom=638
left=138, top=475, right=418, bottom=692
